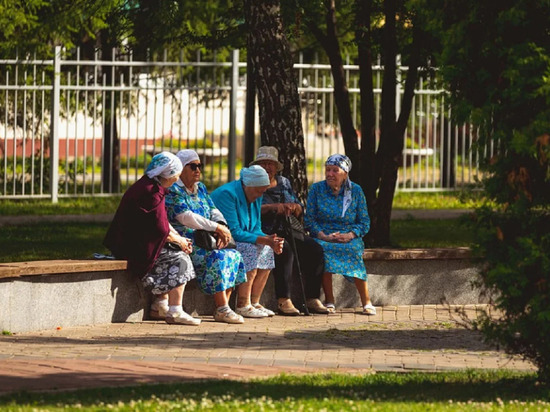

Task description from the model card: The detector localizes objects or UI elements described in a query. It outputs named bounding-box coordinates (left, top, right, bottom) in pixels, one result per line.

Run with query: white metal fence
left=0, top=47, right=488, bottom=201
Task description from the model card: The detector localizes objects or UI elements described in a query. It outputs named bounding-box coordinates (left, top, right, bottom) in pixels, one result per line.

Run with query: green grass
left=392, top=190, right=486, bottom=210
left=0, top=191, right=484, bottom=216
left=390, top=218, right=473, bottom=248
left=0, top=222, right=111, bottom=262
left=0, top=192, right=477, bottom=262
left=0, top=371, right=548, bottom=411
left=0, top=196, right=122, bottom=216
left=0, top=218, right=471, bottom=263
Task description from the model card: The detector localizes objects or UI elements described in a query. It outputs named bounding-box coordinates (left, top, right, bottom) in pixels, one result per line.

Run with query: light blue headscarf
left=145, top=151, right=182, bottom=179
left=325, top=154, right=352, bottom=217
left=240, top=165, right=270, bottom=187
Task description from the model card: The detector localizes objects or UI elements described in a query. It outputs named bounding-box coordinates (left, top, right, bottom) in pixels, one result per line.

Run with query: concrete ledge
left=0, top=248, right=486, bottom=333
left=0, top=260, right=143, bottom=333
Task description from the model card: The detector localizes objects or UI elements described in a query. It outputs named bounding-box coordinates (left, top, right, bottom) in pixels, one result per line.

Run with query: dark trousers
left=273, top=234, right=325, bottom=300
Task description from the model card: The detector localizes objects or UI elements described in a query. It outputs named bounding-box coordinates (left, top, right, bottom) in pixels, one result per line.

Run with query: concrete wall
left=0, top=249, right=488, bottom=333
left=0, top=271, right=145, bottom=333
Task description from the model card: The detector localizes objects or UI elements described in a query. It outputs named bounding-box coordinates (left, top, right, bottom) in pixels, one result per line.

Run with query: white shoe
left=363, top=303, right=377, bottom=316
left=165, top=310, right=201, bottom=326
left=235, top=304, right=268, bottom=318
left=252, top=303, right=275, bottom=317
left=214, top=309, right=244, bottom=324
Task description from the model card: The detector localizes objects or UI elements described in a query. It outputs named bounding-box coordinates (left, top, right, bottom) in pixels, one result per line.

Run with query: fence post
left=50, top=46, right=61, bottom=203
left=395, top=54, right=402, bottom=118
left=228, top=49, right=239, bottom=182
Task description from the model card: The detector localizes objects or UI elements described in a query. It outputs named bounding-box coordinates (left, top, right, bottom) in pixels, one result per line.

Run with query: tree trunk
left=245, top=0, right=308, bottom=203
left=307, top=0, right=360, bottom=182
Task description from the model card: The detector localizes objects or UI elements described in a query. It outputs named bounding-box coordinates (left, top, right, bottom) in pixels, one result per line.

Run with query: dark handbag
left=194, top=229, right=236, bottom=251
left=165, top=241, right=183, bottom=251
left=274, top=214, right=306, bottom=241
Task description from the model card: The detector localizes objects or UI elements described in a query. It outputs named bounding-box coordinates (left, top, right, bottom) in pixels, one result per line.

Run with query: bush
left=471, top=207, right=550, bottom=381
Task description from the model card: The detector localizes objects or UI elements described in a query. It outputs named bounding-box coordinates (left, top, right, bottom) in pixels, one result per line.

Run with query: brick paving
left=0, top=304, right=535, bottom=394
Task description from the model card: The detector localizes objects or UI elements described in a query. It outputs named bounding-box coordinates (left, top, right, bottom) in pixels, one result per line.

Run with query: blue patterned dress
left=165, top=181, right=246, bottom=295
left=304, top=180, right=370, bottom=280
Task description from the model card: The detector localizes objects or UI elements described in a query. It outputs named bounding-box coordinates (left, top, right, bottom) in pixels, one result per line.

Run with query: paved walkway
left=0, top=305, right=535, bottom=395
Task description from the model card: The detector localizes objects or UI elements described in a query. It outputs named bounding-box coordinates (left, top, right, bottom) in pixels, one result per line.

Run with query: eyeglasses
left=186, top=163, right=203, bottom=171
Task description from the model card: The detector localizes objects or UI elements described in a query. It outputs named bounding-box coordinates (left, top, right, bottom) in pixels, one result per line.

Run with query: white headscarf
left=145, top=151, right=182, bottom=179
left=176, top=149, right=200, bottom=168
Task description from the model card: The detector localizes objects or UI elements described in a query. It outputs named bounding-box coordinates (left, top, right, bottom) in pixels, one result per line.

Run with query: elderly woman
left=165, top=149, right=247, bottom=324
left=103, top=151, right=201, bottom=325
left=211, top=165, right=284, bottom=318
left=251, top=146, right=328, bottom=315
left=304, top=154, right=376, bottom=315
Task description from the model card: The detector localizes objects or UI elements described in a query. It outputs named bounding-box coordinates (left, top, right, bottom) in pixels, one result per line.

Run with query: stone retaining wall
left=0, top=248, right=486, bottom=333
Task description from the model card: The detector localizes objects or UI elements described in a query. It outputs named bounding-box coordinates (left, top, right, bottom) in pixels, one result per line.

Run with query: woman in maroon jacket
left=104, top=151, right=200, bottom=326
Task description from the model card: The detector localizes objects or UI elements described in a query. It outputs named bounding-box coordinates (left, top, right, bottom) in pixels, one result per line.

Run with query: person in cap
left=251, top=146, right=329, bottom=315
left=210, top=165, right=285, bottom=318
left=304, top=154, right=376, bottom=316
left=165, top=149, right=247, bottom=324
left=104, top=151, right=201, bottom=326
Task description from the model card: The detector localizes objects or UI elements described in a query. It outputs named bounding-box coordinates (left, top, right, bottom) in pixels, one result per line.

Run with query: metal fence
left=0, top=47, right=489, bottom=201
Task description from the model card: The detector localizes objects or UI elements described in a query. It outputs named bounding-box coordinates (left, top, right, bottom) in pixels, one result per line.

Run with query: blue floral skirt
left=236, top=242, right=275, bottom=273
left=191, top=246, right=247, bottom=295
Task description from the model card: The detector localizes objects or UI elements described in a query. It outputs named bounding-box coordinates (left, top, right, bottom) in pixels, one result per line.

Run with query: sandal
left=363, top=303, right=377, bottom=316
left=277, top=299, right=300, bottom=316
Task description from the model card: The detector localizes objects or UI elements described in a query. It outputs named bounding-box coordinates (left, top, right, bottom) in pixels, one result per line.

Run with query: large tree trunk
left=245, top=0, right=308, bottom=203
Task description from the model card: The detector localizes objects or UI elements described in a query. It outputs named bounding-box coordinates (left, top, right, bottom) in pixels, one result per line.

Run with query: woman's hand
left=318, top=231, right=355, bottom=243
left=215, top=223, right=232, bottom=249
left=258, top=234, right=284, bottom=254
left=166, top=232, right=193, bottom=254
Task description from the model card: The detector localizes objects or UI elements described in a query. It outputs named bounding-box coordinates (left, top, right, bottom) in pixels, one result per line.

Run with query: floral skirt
left=191, top=246, right=247, bottom=295
left=236, top=242, right=275, bottom=273
left=141, top=247, right=196, bottom=295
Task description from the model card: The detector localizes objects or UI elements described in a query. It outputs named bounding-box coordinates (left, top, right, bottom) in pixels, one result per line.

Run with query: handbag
left=194, top=229, right=236, bottom=251
left=165, top=241, right=183, bottom=251
left=274, top=214, right=306, bottom=241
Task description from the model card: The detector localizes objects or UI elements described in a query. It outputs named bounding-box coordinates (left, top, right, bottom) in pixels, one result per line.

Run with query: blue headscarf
left=145, top=151, right=182, bottom=179
left=240, top=165, right=270, bottom=187
left=325, top=153, right=352, bottom=173
left=325, top=154, right=353, bottom=217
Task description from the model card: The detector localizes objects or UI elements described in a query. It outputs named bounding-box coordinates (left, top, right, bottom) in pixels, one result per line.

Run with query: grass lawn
left=0, top=371, right=548, bottom=411
left=0, top=218, right=472, bottom=263
left=0, top=191, right=477, bottom=262
left=0, top=190, right=485, bottom=216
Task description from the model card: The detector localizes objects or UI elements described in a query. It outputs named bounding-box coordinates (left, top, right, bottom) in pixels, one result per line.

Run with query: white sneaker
left=252, top=303, right=275, bottom=317
left=165, top=310, right=201, bottom=326
left=235, top=304, right=268, bottom=318
left=214, top=309, right=244, bottom=324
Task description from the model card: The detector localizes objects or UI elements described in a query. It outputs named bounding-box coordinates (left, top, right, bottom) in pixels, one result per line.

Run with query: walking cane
left=283, top=215, right=311, bottom=316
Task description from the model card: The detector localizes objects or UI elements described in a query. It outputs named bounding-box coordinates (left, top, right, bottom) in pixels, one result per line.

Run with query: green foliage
left=0, top=0, right=120, bottom=56
left=471, top=207, right=550, bottom=382
left=425, top=0, right=550, bottom=382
